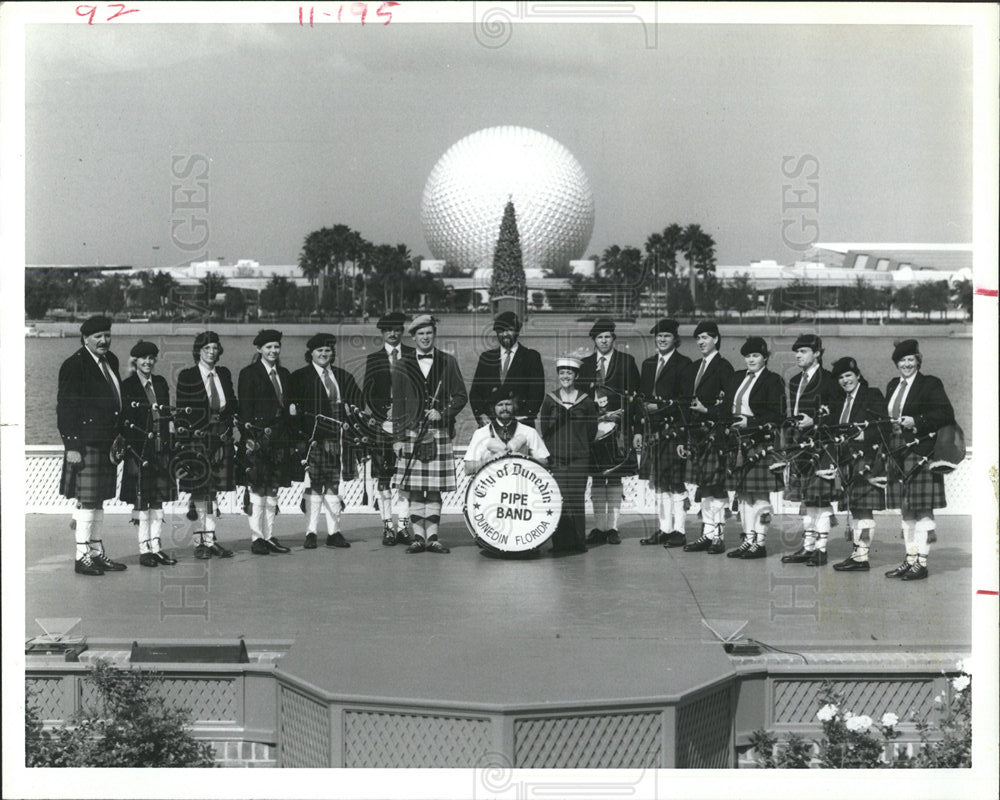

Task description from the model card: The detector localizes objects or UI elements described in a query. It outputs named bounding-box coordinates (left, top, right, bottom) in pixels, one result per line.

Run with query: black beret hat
left=588, top=318, right=616, bottom=338
left=192, top=330, right=223, bottom=360
left=831, top=356, right=861, bottom=379
left=306, top=332, right=337, bottom=351
left=377, top=310, right=408, bottom=330
left=253, top=329, right=283, bottom=347
left=693, top=320, right=720, bottom=339
left=488, top=384, right=521, bottom=407
left=740, top=336, right=769, bottom=357
left=130, top=340, right=159, bottom=358
left=792, top=333, right=823, bottom=352
left=891, top=339, right=920, bottom=363
left=650, top=318, right=680, bottom=336
left=493, top=311, right=521, bottom=332
left=80, top=315, right=112, bottom=337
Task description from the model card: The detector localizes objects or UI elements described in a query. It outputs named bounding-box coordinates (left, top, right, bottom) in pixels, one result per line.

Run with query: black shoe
left=683, top=536, right=712, bottom=552
left=194, top=544, right=212, bottom=560
left=396, top=528, right=413, bottom=546
left=833, top=556, right=870, bottom=572
left=781, top=548, right=813, bottom=564
left=585, top=529, right=605, bottom=545
left=426, top=539, right=450, bottom=554
left=805, top=550, right=828, bottom=566
left=640, top=531, right=665, bottom=545
left=153, top=551, right=178, bottom=565
left=727, top=540, right=752, bottom=558
left=605, top=529, right=621, bottom=545
left=208, top=543, right=233, bottom=558
left=251, top=539, right=270, bottom=555
left=304, top=533, right=318, bottom=549
left=92, top=553, right=127, bottom=572
left=406, top=538, right=426, bottom=554
left=707, top=539, right=726, bottom=555
left=382, top=527, right=397, bottom=546
left=663, top=531, right=687, bottom=548
left=139, top=553, right=159, bottom=568
left=741, top=544, right=767, bottom=560
left=75, top=555, right=104, bottom=576
left=885, top=561, right=912, bottom=578
left=326, top=532, right=350, bottom=548
left=901, top=563, right=929, bottom=581
left=265, top=538, right=291, bottom=554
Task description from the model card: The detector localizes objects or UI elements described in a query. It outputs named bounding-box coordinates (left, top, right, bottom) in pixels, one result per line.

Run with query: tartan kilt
left=838, top=444, right=885, bottom=511
left=784, top=450, right=837, bottom=505
left=119, top=448, right=178, bottom=508
left=305, top=438, right=343, bottom=493
left=886, top=436, right=946, bottom=510
left=396, top=426, right=456, bottom=492
left=643, top=436, right=687, bottom=493
left=173, top=432, right=236, bottom=495
left=370, top=436, right=397, bottom=488
left=60, top=443, right=117, bottom=505
left=727, top=441, right=783, bottom=496
left=240, top=442, right=294, bottom=490
left=685, top=430, right=729, bottom=493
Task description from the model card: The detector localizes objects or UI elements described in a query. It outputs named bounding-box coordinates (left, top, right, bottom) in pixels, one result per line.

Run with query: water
left=25, top=328, right=973, bottom=445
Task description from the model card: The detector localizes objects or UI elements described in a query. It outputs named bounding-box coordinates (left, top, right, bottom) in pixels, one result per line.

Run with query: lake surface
left=24, top=324, right=973, bottom=446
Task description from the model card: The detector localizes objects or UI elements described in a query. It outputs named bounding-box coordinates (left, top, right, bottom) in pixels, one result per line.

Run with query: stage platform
left=24, top=512, right=972, bottom=768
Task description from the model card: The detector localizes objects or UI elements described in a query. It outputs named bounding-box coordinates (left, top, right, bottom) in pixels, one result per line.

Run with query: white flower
left=845, top=715, right=873, bottom=733
left=817, top=703, right=839, bottom=722
left=844, top=710, right=854, bottom=720
left=881, top=712, right=899, bottom=728
left=951, top=674, right=971, bottom=693
left=956, top=657, right=972, bottom=676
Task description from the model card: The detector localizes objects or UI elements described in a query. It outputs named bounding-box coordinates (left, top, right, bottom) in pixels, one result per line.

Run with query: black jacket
left=469, top=344, right=546, bottom=426
left=885, top=372, right=955, bottom=458
left=362, top=344, right=414, bottom=423
left=174, top=364, right=237, bottom=433
left=726, top=368, right=786, bottom=428
left=788, top=366, right=843, bottom=427
left=289, top=363, right=362, bottom=441
left=636, top=349, right=692, bottom=434
left=577, top=348, right=641, bottom=430
left=391, top=349, right=467, bottom=440
left=57, top=346, right=122, bottom=448
left=680, top=352, right=735, bottom=422
left=120, top=373, right=172, bottom=449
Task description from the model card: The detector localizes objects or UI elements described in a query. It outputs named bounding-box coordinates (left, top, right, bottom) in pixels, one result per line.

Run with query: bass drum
left=463, top=454, right=563, bottom=554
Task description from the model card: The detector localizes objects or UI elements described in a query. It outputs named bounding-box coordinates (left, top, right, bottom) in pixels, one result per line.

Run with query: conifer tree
left=489, top=199, right=527, bottom=304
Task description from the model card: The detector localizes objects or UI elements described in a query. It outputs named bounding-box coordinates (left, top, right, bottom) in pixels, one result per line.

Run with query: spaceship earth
left=420, top=126, right=595, bottom=273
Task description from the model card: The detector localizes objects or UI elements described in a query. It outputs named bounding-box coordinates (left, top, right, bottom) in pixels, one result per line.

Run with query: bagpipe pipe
left=397, top=378, right=445, bottom=488
left=110, top=400, right=192, bottom=467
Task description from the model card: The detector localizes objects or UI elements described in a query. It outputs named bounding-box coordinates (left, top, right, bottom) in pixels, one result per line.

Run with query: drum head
left=595, top=420, right=617, bottom=441
left=463, top=454, right=563, bottom=554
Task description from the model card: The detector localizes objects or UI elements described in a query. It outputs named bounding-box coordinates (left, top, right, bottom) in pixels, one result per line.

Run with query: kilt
left=785, top=452, right=837, bottom=505
left=60, top=443, right=117, bottom=505
left=727, top=441, right=783, bottom=496
left=685, top=427, right=730, bottom=496
left=241, top=441, right=294, bottom=491
left=838, top=444, right=885, bottom=511
left=173, top=424, right=236, bottom=496
left=305, top=438, right=342, bottom=493
left=119, top=447, right=177, bottom=509
left=886, top=434, right=946, bottom=511
left=642, top=434, right=687, bottom=493
left=396, top=425, right=456, bottom=493
left=371, top=437, right=397, bottom=489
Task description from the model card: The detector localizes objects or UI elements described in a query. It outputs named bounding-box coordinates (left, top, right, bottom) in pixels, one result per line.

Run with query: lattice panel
left=676, top=688, right=733, bottom=769
left=773, top=679, right=936, bottom=725
left=344, top=711, right=491, bottom=768
left=514, top=712, right=661, bottom=768
left=279, top=687, right=330, bottom=768
left=26, top=677, right=67, bottom=723
left=79, top=676, right=238, bottom=723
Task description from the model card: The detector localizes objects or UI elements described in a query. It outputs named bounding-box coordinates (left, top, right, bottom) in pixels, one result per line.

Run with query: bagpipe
left=111, top=400, right=191, bottom=468
left=398, top=378, right=444, bottom=488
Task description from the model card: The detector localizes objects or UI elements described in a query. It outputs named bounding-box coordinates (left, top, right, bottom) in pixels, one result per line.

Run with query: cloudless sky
left=25, top=19, right=972, bottom=269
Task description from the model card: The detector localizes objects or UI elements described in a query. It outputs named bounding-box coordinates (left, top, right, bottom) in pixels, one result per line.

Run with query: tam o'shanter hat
left=80, top=315, right=112, bottom=337
left=792, top=333, right=822, bottom=352
left=831, top=356, right=861, bottom=379
left=377, top=311, right=408, bottom=329
left=408, top=314, right=436, bottom=335
left=588, top=318, right=615, bottom=339
left=740, top=336, right=769, bottom=357
left=306, top=333, right=337, bottom=351
left=488, top=384, right=521, bottom=406
left=693, top=320, right=720, bottom=339
left=891, top=339, right=920, bottom=362
left=493, top=311, right=522, bottom=332
left=650, top=318, right=679, bottom=336
left=130, top=340, right=159, bottom=358
left=253, top=329, right=283, bottom=347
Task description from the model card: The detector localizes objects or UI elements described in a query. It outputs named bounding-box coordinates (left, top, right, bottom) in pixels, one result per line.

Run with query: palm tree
left=644, top=223, right=682, bottom=315
left=680, top=224, right=717, bottom=311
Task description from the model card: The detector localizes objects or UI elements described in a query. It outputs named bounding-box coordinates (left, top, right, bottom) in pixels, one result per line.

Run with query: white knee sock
left=137, top=510, right=152, bottom=553
left=396, top=493, right=410, bottom=532
left=425, top=499, right=442, bottom=541
left=193, top=500, right=216, bottom=544
left=607, top=487, right=622, bottom=531
left=671, top=492, right=687, bottom=533
left=914, top=518, right=933, bottom=563
left=322, top=494, right=342, bottom=534
left=263, top=495, right=278, bottom=539
left=754, top=500, right=772, bottom=546
left=591, top=482, right=607, bottom=531
left=89, top=510, right=106, bottom=555
left=74, top=508, right=95, bottom=559
left=305, top=492, right=322, bottom=534
left=378, top=489, right=392, bottom=523
left=149, top=509, right=164, bottom=553
left=853, top=519, right=874, bottom=560
left=656, top=493, right=670, bottom=532
left=248, top=492, right=265, bottom=541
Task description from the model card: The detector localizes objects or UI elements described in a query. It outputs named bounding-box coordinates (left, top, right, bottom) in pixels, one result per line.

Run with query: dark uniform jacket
left=289, top=363, right=362, bottom=441
left=469, top=344, right=546, bottom=426
left=57, top=346, right=122, bottom=449
left=787, top=366, right=843, bottom=429
left=680, top=352, right=735, bottom=423
left=885, top=373, right=955, bottom=458
left=174, top=364, right=237, bottom=433
left=576, top=348, right=640, bottom=428
left=391, top=349, right=468, bottom=440
left=363, top=344, right=415, bottom=424
left=635, top=349, right=692, bottom=435
left=120, top=373, right=171, bottom=448
left=726, top=368, right=786, bottom=429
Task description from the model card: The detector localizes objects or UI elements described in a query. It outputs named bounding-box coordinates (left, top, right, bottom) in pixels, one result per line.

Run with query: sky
left=22, top=12, right=974, bottom=270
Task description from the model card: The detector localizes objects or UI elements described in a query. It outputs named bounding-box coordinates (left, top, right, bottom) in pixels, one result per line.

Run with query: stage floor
left=25, top=512, right=972, bottom=707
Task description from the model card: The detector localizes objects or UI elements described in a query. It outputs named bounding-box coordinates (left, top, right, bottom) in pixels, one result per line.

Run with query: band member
left=57, top=315, right=127, bottom=575
left=174, top=331, right=236, bottom=560
left=577, top=318, right=640, bottom=545
left=829, top=356, right=887, bottom=573
left=363, top=311, right=414, bottom=546
left=118, top=340, right=178, bottom=567
left=882, top=339, right=955, bottom=581
left=392, top=315, right=468, bottom=554
left=681, top=320, right=736, bottom=555
left=540, top=355, right=599, bottom=554
left=780, top=334, right=844, bottom=567
left=464, top=386, right=549, bottom=474
left=724, top=337, right=785, bottom=559
left=289, top=332, right=361, bottom=550
left=633, top=318, right=692, bottom=547
left=469, top=311, right=546, bottom=430
left=237, top=330, right=294, bottom=555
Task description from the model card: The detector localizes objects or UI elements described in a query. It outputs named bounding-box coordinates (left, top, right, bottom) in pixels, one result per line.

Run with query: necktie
left=597, top=356, right=607, bottom=385
left=655, top=355, right=667, bottom=382
left=323, top=368, right=339, bottom=402
left=501, top=350, right=512, bottom=383
left=890, top=379, right=907, bottom=419
left=99, top=356, right=121, bottom=410
left=391, top=348, right=399, bottom=364
left=144, top=379, right=159, bottom=421
left=207, top=372, right=221, bottom=412
left=417, top=353, right=433, bottom=360
left=840, top=392, right=854, bottom=424
left=694, top=358, right=707, bottom=391
left=269, top=369, right=284, bottom=406
left=794, top=372, right=807, bottom=415
left=732, top=373, right=754, bottom=415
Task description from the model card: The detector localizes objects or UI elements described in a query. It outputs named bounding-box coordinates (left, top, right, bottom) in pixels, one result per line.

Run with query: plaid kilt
left=120, top=448, right=177, bottom=509
left=785, top=452, right=837, bottom=505
left=305, top=438, right=343, bottom=493
left=642, top=434, right=687, bottom=493
left=685, top=427, right=730, bottom=495
left=396, top=425, right=456, bottom=492
left=838, top=444, right=885, bottom=511
left=60, top=444, right=117, bottom=505
left=173, top=428, right=236, bottom=496
left=727, top=440, right=783, bottom=496
left=241, top=442, right=294, bottom=491
left=886, top=434, right=946, bottom=510
left=370, top=436, right=397, bottom=489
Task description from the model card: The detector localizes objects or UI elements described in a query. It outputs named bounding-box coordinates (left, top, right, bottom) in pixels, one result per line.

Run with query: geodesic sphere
left=421, top=126, right=595, bottom=273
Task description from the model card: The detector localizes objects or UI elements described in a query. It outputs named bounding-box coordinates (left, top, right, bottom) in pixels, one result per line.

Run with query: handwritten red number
left=106, top=3, right=139, bottom=20
left=376, top=2, right=399, bottom=25
left=351, top=2, right=368, bottom=24
left=76, top=5, right=97, bottom=24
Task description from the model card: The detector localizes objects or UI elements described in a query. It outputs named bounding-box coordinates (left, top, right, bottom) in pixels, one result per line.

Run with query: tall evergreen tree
left=489, top=199, right=527, bottom=306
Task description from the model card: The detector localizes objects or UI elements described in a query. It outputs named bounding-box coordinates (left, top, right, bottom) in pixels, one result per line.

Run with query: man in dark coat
left=57, top=315, right=127, bottom=575
left=469, top=311, right=546, bottom=430
left=780, top=334, right=845, bottom=567
left=289, top=332, right=362, bottom=550
left=577, top=318, right=640, bottom=545
left=632, top=318, right=692, bottom=547
left=362, top=311, right=414, bottom=546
